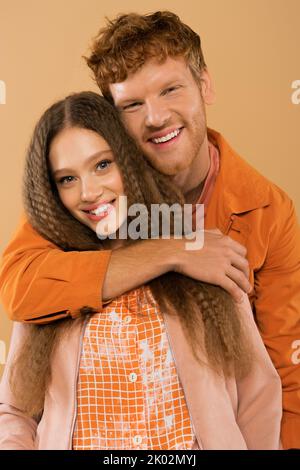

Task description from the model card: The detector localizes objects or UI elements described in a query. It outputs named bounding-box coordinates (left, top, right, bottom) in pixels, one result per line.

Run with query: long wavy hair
left=9, top=91, right=253, bottom=419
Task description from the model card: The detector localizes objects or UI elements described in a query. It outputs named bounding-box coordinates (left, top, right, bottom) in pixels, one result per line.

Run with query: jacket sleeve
left=0, top=323, right=39, bottom=450
left=0, top=404, right=38, bottom=450
left=235, top=294, right=282, bottom=450
left=253, top=190, right=300, bottom=449
left=0, top=214, right=112, bottom=324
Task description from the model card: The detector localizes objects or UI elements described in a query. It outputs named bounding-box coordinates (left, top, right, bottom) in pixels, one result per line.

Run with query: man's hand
left=172, top=229, right=252, bottom=303
left=103, top=229, right=251, bottom=304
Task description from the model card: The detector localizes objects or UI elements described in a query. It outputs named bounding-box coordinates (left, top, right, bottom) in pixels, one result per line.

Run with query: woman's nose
left=80, top=176, right=104, bottom=202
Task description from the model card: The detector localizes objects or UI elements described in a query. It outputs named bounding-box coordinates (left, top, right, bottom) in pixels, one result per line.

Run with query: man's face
left=109, top=56, right=214, bottom=179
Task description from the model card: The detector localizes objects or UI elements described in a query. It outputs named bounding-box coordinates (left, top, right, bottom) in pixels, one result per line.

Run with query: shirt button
left=124, top=315, right=131, bottom=324
left=133, top=435, right=142, bottom=445
left=129, top=372, right=137, bottom=383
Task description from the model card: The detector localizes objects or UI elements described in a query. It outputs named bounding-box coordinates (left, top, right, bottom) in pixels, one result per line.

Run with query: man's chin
left=147, top=158, right=189, bottom=177
left=158, top=164, right=190, bottom=178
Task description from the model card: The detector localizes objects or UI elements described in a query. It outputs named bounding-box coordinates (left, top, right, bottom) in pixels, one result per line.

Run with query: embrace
left=0, top=11, right=299, bottom=450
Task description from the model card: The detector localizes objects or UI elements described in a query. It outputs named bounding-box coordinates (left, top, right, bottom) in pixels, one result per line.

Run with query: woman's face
left=49, top=127, right=127, bottom=241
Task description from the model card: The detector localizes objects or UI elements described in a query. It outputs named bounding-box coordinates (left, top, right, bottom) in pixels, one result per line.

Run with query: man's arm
left=103, top=228, right=251, bottom=303
left=0, top=215, right=111, bottom=323
left=254, top=192, right=300, bottom=449
left=0, top=215, right=251, bottom=324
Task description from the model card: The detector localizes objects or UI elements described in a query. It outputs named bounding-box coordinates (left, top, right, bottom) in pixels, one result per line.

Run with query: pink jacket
left=0, top=294, right=282, bottom=450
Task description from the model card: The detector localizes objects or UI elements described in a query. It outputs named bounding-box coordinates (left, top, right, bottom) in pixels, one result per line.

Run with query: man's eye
left=123, top=102, right=141, bottom=111
left=164, top=86, right=179, bottom=95
left=96, top=159, right=112, bottom=170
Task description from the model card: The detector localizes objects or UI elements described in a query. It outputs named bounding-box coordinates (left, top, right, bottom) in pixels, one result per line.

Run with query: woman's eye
left=96, top=159, right=112, bottom=170
left=58, top=176, right=74, bottom=185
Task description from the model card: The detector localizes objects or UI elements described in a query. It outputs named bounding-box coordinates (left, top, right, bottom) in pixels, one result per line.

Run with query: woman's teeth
left=152, top=128, right=180, bottom=144
left=89, top=203, right=111, bottom=215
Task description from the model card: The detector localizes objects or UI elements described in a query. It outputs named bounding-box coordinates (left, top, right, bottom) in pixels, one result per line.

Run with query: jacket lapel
left=162, top=312, right=248, bottom=450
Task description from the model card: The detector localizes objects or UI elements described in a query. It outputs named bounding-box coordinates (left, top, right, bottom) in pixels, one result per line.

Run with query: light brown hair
left=86, top=11, right=207, bottom=101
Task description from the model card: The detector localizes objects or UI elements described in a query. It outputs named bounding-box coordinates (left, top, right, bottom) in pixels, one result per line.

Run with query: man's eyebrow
left=160, top=79, right=182, bottom=89
left=52, top=149, right=113, bottom=176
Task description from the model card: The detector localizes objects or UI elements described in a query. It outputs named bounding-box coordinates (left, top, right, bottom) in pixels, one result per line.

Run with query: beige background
left=0, top=0, right=299, bottom=377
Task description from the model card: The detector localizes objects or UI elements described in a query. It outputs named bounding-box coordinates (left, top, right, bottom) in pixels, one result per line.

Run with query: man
left=0, top=11, right=299, bottom=448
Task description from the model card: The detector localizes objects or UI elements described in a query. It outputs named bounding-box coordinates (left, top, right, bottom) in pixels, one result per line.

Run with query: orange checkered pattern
left=72, top=286, right=195, bottom=450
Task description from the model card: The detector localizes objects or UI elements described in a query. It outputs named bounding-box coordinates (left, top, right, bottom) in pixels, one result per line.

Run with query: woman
left=0, top=92, right=282, bottom=450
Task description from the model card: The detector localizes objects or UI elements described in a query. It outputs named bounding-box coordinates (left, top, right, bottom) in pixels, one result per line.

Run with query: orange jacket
left=1, top=129, right=300, bottom=448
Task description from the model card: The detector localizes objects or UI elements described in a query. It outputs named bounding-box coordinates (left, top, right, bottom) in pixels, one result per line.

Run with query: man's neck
left=184, top=180, right=206, bottom=204
left=173, top=134, right=211, bottom=204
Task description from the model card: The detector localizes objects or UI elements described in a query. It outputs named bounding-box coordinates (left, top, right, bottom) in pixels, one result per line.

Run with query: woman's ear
left=200, top=69, right=216, bottom=105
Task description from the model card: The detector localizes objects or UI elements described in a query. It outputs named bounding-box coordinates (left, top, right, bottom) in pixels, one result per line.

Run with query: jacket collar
left=208, top=128, right=271, bottom=215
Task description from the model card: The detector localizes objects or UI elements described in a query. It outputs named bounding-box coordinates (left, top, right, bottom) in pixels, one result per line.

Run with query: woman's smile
left=81, top=199, right=116, bottom=222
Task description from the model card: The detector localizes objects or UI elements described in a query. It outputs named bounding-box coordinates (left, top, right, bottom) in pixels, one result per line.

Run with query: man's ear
left=200, top=69, right=216, bottom=105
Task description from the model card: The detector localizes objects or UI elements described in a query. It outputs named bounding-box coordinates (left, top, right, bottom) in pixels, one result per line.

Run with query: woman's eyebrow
left=52, top=149, right=113, bottom=176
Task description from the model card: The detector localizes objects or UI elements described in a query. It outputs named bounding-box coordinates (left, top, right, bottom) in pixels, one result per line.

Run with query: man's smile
left=147, top=127, right=184, bottom=148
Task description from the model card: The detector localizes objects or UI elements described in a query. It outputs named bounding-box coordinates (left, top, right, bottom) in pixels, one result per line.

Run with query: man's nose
left=80, top=176, right=104, bottom=202
left=144, top=99, right=171, bottom=128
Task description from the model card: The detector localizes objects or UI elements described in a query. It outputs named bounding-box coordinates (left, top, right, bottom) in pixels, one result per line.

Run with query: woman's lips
left=83, top=201, right=115, bottom=222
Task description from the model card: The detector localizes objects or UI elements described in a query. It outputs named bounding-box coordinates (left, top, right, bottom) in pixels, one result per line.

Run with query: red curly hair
left=85, top=11, right=207, bottom=101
